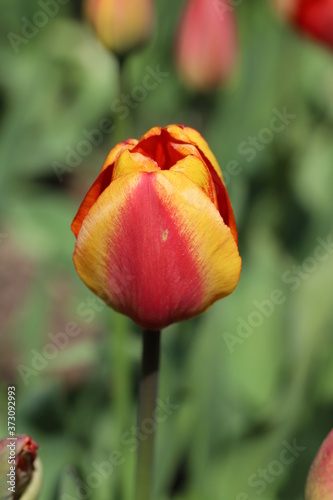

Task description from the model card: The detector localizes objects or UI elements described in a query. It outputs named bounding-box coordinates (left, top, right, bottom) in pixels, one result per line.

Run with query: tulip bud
left=305, top=429, right=333, bottom=499
left=0, top=435, right=41, bottom=499
left=175, top=0, right=238, bottom=92
left=274, top=0, right=333, bottom=50
left=72, top=125, right=241, bottom=330
left=84, top=0, right=154, bottom=55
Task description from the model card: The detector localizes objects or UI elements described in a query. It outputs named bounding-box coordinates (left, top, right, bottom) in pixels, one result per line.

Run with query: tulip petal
left=170, top=155, right=218, bottom=208
left=305, top=428, right=333, bottom=500
left=86, top=0, right=154, bottom=54
left=132, top=126, right=207, bottom=169
left=112, top=150, right=160, bottom=180
left=156, top=171, right=241, bottom=304
left=175, top=0, right=238, bottom=90
left=136, top=126, right=162, bottom=142
left=73, top=171, right=241, bottom=330
left=132, top=128, right=186, bottom=169
left=101, top=139, right=138, bottom=172
left=166, top=125, right=224, bottom=182
left=71, top=140, right=137, bottom=237
left=294, top=0, right=333, bottom=48
left=167, top=141, right=201, bottom=159
left=166, top=125, right=239, bottom=244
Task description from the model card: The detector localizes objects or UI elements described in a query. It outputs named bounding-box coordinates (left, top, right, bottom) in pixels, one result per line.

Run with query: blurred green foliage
left=1, top=0, right=333, bottom=499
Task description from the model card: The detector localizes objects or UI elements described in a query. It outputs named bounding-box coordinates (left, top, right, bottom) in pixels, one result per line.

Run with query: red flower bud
left=305, top=429, right=333, bottom=499
left=72, top=125, right=241, bottom=330
left=84, top=0, right=154, bottom=55
left=0, top=435, right=41, bottom=499
left=175, top=0, right=238, bottom=91
left=275, top=0, right=333, bottom=49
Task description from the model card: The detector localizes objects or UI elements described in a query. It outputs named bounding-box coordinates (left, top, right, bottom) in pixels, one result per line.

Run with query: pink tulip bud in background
left=175, top=0, right=238, bottom=92
left=305, top=429, right=333, bottom=500
left=84, top=0, right=155, bottom=55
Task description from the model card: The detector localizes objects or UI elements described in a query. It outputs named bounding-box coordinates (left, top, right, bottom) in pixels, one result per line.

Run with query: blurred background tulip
left=305, top=429, right=333, bottom=499
left=175, top=0, right=238, bottom=91
left=84, top=0, right=155, bottom=55
left=0, top=435, right=42, bottom=499
left=275, top=0, right=333, bottom=49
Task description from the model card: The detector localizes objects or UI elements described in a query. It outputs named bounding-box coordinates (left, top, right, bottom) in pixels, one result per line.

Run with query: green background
left=0, top=0, right=333, bottom=499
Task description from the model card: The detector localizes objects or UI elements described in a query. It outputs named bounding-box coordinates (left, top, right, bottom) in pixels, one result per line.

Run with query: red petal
left=170, top=125, right=239, bottom=244
left=294, top=0, right=333, bottom=47
left=71, top=140, right=137, bottom=238
left=71, top=164, right=114, bottom=238
left=132, top=128, right=186, bottom=169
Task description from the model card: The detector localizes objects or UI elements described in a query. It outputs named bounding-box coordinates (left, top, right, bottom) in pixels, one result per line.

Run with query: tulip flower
left=84, top=0, right=154, bottom=55
left=275, top=0, right=333, bottom=49
left=72, top=124, right=241, bottom=330
left=175, top=0, right=238, bottom=91
left=0, top=435, right=41, bottom=499
left=305, top=429, right=333, bottom=500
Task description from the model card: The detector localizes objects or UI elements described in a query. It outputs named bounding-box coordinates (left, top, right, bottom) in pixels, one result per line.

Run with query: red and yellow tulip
left=275, top=0, right=333, bottom=49
left=72, top=125, right=241, bottom=330
left=305, top=429, right=333, bottom=500
left=84, top=0, right=154, bottom=55
left=175, top=0, right=238, bottom=91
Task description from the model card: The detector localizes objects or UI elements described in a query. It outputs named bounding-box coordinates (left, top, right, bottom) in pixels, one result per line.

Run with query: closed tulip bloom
left=72, top=125, right=241, bottom=330
left=305, top=429, right=333, bottom=499
left=275, top=0, right=333, bottom=49
left=84, top=0, right=154, bottom=55
left=175, top=0, right=238, bottom=91
left=0, top=435, right=41, bottom=499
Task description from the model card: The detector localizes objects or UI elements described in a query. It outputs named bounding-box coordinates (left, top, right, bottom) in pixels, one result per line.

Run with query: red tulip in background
left=305, top=428, right=333, bottom=499
left=275, top=0, right=333, bottom=49
left=0, top=435, right=40, bottom=498
left=72, top=125, right=241, bottom=330
left=84, top=0, right=154, bottom=54
left=175, top=0, right=238, bottom=91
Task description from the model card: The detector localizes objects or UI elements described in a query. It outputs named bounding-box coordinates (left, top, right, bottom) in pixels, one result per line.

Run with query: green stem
left=116, top=54, right=135, bottom=139
left=135, top=330, right=161, bottom=500
left=111, top=312, right=131, bottom=500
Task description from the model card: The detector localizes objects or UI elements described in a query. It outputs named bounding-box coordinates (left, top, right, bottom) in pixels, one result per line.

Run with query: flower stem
left=135, top=329, right=161, bottom=500
left=112, top=313, right=131, bottom=500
